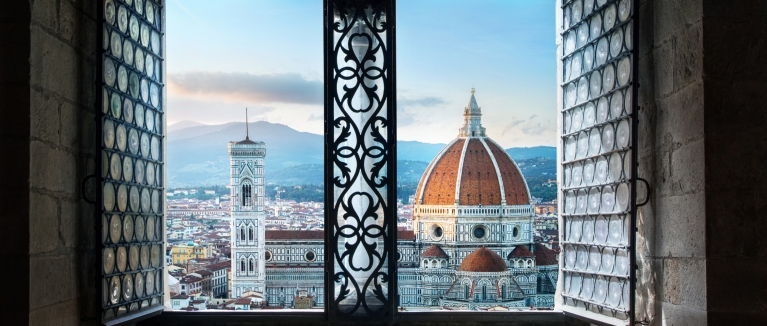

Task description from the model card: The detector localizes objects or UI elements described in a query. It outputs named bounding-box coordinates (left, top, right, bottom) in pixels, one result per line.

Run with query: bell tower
left=229, top=108, right=266, bottom=296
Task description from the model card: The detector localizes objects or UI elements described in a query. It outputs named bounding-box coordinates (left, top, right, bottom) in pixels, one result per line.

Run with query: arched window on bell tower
left=249, top=226, right=254, bottom=241
left=241, top=183, right=252, bottom=207
left=240, top=260, right=245, bottom=273
left=249, top=258, right=255, bottom=272
left=240, top=227, right=245, bottom=241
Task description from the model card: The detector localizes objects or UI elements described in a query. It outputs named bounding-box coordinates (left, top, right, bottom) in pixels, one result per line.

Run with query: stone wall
left=634, top=0, right=708, bottom=324
left=635, top=0, right=767, bottom=325
left=28, top=0, right=99, bottom=324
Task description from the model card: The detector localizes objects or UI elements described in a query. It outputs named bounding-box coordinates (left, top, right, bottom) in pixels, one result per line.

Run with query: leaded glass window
left=558, top=0, right=636, bottom=324
left=324, top=0, right=397, bottom=319
left=100, top=0, right=165, bottom=323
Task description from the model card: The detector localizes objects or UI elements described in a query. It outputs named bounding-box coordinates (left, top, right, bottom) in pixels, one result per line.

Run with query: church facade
left=230, top=90, right=557, bottom=309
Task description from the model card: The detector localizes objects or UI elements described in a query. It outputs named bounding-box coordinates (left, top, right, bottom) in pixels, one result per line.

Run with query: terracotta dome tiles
left=459, top=139, right=502, bottom=205
left=419, top=139, right=465, bottom=205
left=485, top=140, right=530, bottom=205
left=458, top=246, right=507, bottom=273
left=420, top=244, right=449, bottom=258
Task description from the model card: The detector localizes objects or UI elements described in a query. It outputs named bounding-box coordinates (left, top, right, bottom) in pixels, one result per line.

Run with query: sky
left=166, top=0, right=557, bottom=148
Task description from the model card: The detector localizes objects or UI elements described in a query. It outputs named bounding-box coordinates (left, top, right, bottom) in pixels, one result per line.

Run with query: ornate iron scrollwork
left=324, top=0, right=396, bottom=319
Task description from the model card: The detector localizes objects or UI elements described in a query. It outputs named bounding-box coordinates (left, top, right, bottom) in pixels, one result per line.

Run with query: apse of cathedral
left=231, top=91, right=557, bottom=309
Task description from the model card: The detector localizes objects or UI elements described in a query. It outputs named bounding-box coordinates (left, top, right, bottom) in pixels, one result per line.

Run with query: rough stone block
left=31, top=88, right=61, bottom=145
left=29, top=255, right=74, bottom=310
left=30, top=140, right=78, bottom=194
left=60, top=199, right=78, bottom=248
left=660, top=258, right=706, bottom=310
left=655, top=192, right=705, bottom=258
left=31, top=0, right=59, bottom=32
left=653, top=40, right=674, bottom=99
left=60, top=101, right=80, bottom=150
left=29, top=299, right=79, bottom=326
left=668, top=139, right=704, bottom=195
left=658, top=301, right=707, bottom=326
left=30, top=26, right=79, bottom=102
left=672, top=23, right=703, bottom=90
left=653, top=0, right=703, bottom=45
left=655, top=80, right=704, bottom=146
left=29, top=192, right=59, bottom=254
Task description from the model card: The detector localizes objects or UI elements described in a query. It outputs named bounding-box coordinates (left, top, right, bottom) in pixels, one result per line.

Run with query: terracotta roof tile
left=458, top=246, right=507, bottom=272
left=534, top=243, right=558, bottom=266
left=485, top=140, right=530, bottom=205
left=420, top=245, right=449, bottom=258
left=508, top=245, right=535, bottom=258
left=397, top=230, right=415, bottom=240
left=459, top=139, right=502, bottom=205
left=419, top=139, right=465, bottom=205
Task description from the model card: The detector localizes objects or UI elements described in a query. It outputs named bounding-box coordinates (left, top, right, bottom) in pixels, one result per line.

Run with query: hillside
left=166, top=121, right=556, bottom=193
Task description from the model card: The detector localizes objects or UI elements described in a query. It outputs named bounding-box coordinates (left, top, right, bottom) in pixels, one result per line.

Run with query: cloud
left=396, top=96, right=447, bottom=127
left=169, top=71, right=322, bottom=105
left=307, top=113, right=323, bottom=121
left=398, top=96, right=447, bottom=107
left=501, top=117, right=526, bottom=135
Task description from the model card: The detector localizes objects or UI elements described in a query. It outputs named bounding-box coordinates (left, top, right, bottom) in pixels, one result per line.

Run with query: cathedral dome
left=414, top=89, right=530, bottom=206
left=420, top=245, right=449, bottom=258
left=458, top=246, right=507, bottom=272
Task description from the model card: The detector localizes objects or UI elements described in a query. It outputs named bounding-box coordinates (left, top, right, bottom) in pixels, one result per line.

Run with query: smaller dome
left=458, top=246, right=507, bottom=272
left=421, top=245, right=449, bottom=258
left=507, top=245, right=535, bottom=259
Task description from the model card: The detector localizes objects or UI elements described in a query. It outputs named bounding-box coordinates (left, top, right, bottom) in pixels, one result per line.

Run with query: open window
left=557, top=0, right=637, bottom=324
left=98, top=0, right=166, bottom=323
left=96, top=0, right=639, bottom=324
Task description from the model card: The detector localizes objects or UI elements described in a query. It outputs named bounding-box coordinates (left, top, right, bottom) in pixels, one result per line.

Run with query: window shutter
left=324, top=0, right=397, bottom=320
left=99, top=0, right=166, bottom=323
left=557, top=0, right=637, bottom=324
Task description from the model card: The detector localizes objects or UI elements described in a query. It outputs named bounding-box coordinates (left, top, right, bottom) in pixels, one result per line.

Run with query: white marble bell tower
left=229, top=108, right=266, bottom=296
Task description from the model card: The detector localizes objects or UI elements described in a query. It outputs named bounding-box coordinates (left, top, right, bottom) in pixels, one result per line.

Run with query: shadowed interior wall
left=0, top=1, right=31, bottom=325
left=27, top=0, right=100, bottom=324
left=635, top=0, right=767, bottom=325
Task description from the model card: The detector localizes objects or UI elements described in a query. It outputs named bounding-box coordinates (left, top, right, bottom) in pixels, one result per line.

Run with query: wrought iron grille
left=324, top=0, right=397, bottom=319
left=98, top=0, right=165, bottom=323
left=558, top=0, right=637, bottom=324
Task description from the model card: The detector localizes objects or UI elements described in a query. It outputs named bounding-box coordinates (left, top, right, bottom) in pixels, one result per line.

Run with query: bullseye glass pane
left=560, top=0, right=635, bottom=322
left=100, top=0, right=164, bottom=322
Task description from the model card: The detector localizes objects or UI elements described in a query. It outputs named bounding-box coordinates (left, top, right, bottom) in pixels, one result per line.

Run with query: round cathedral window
left=473, top=226, right=486, bottom=239
left=264, top=250, right=272, bottom=261
left=513, top=226, right=520, bottom=238
left=430, top=224, right=444, bottom=240
left=397, top=251, right=402, bottom=262
left=304, top=250, right=316, bottom=262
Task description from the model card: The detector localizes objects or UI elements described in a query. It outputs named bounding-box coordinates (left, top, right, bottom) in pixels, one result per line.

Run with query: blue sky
left=166, top=0, right=557, bottom=147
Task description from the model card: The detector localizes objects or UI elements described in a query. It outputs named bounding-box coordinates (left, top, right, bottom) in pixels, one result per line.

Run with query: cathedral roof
left=507, top=245, right=535, bottom=259
left=458, top=246, right=507, bottom=273
left=414, top=89, right=530, bottom=207
left=397, top=230, right=415, bottom=240
left=414, top=137, right=530, bottom=206
left=534, top=243, right=558, bottom=266
left=420, top=245, right=449, bottom=258
left=265, top=230, right=324, bottom=240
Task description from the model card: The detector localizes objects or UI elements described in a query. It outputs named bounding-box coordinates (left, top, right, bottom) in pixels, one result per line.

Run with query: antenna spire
left=245, top=107, right=249, bottom=140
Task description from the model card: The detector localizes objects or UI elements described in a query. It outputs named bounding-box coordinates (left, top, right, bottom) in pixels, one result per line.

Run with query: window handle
left=81, top=173, right=97, bottom=205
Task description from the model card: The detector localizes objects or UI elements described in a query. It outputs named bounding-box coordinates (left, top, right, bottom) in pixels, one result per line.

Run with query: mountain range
left=167, top=120, right=555, bottom=187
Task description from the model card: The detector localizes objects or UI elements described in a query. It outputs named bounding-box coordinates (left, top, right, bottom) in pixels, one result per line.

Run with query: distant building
left=228, top=120, right=267, bottom=296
